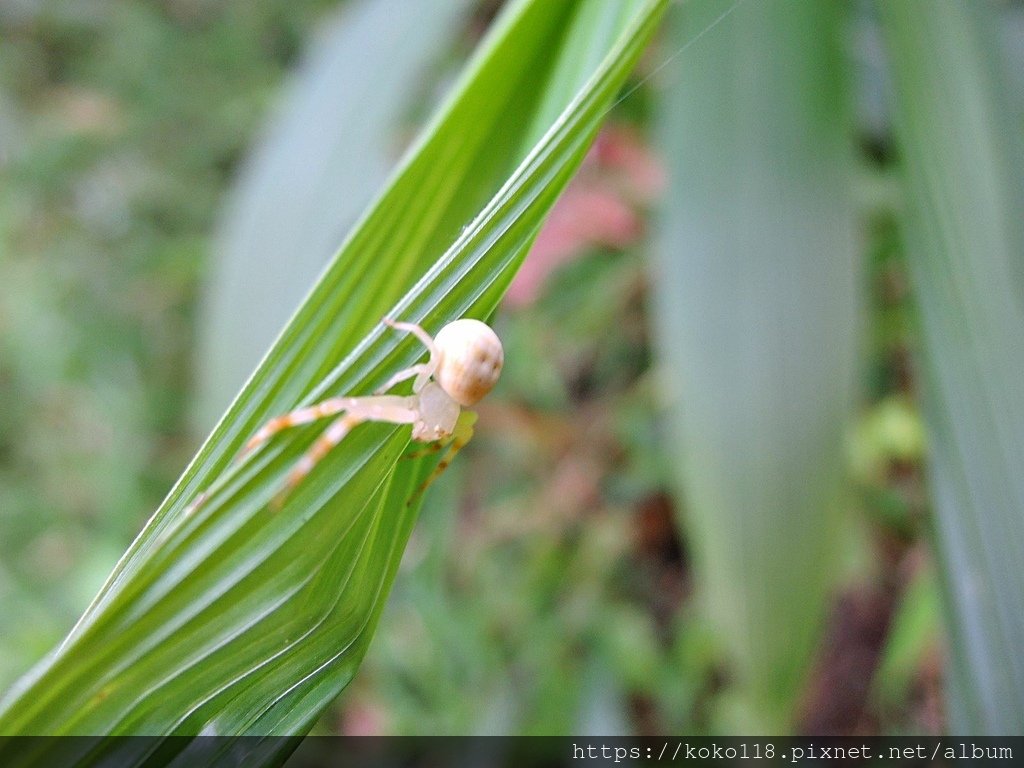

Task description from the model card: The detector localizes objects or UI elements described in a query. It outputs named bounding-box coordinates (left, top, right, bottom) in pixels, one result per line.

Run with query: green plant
left=652, top=0, right=858, bottom=733
left=0, top=0, right=666, bottom=753
left=878, top=0, right=1024, bottom=734
left=2, top=0, right=1021, bottom=744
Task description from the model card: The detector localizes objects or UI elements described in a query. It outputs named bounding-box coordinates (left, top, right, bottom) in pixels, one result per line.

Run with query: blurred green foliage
left=0, top=0, right=335, bottom=693
left=4, top=0, right=1002, bottom=736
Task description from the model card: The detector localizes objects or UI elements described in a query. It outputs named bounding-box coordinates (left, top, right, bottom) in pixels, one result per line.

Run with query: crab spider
left=240, top=317, right=503, bottom=509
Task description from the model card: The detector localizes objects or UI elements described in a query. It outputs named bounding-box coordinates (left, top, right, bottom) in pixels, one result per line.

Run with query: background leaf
left=878, top=0, right=1024, bottom=735
left=651, top=0, right=859, bottom=732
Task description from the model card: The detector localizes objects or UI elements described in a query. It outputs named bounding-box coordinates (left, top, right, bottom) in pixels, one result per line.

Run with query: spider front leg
left=188, top=397, right=360, bottom=515
left=271, top=395, right=419, bottom=509
left=239, top=397, right=355, bottom=459
left=406, top=410, right=478, bottom=506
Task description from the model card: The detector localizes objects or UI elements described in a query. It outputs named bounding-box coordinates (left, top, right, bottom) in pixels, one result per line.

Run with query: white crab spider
left=240, top=317, right=503, bottom=508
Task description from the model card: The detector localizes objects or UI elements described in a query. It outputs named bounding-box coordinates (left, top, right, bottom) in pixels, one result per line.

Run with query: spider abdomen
left=433, top=319, right=504, bottom=407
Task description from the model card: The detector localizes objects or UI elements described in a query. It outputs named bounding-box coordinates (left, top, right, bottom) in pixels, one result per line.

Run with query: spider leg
left=403, top=441, right=445, bottom=460
left=271, top=395, right=419, bottom=509
left=406, top=410, right=478, bottom=507
left=383, top=318, right=439, bottom=393
left=240, top=397, right=358, bottom=459
left=373, top=363, right=431, bottom=395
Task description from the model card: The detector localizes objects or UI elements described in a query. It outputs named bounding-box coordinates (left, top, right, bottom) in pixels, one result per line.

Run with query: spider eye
left=433, top=319, right=504, bottom=407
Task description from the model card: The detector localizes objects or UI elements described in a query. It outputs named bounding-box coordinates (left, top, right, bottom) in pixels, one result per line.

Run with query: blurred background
left=1, top=0, right=1022, bottom=736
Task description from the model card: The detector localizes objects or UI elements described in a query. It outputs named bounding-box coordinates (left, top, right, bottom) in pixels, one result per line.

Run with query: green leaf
left=877, top=0, right=1024, bottom=734
left=0, top=0, right=667, bottom=748
left=651, top=0, right=859, bottom=732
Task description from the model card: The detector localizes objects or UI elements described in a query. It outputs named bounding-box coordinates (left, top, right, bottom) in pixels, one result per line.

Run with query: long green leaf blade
left=652, top=0, right=858, bottom=732
left=878, top=0, right=1024, bottom=734
left=0, top=0, right=667, bottom=747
